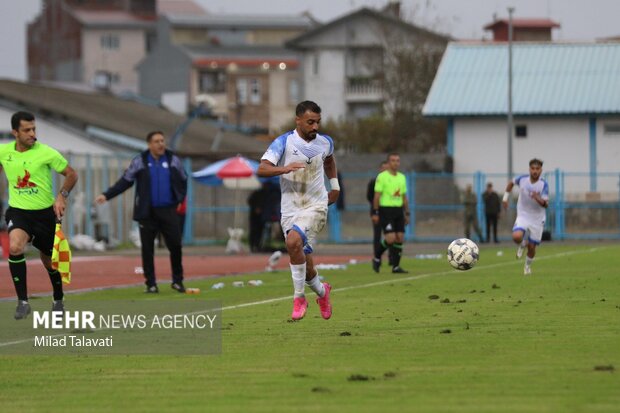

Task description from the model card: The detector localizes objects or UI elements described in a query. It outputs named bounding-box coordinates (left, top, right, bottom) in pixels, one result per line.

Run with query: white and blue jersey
left=512, top=175, right=549, bottom=243
left=514, top=175, right=549, bottom=223
left=261, top=129, right=334, bottom=216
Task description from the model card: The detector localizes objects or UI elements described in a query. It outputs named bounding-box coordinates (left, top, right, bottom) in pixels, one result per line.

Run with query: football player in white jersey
left=502, top=158, right=549, bottom=275
left=257, top=101, right=340, bottom=320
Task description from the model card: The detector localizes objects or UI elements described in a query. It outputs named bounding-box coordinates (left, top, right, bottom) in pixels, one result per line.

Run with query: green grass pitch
left=0, top=243, right=619, bottom=412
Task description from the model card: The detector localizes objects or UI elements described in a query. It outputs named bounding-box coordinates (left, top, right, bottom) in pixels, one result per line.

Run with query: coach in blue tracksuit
left=95, top=131, right=188, bottom=293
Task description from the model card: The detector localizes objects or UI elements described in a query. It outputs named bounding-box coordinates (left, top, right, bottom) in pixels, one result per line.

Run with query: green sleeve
left=374, top=173, right=383, bottom=193
left=401, top=174, right=407, bottom=194
left=49, top=147, right=69, bottom=173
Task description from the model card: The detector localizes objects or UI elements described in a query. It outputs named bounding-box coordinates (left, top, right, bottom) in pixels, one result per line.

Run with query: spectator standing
left=482, top=183, right=501, bottom=243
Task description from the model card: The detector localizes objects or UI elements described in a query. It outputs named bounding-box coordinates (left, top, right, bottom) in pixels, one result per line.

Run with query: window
left=288, top=79, right=299, bottom=104
left=100, top=34, right=120, bottom=50
left=236, top=79, right=248, bottom=104
left=603, top=123, right=620, bottom=134
left=146, top=32, right=157, bottom=53
left=199, top=70, right=226, bottom=93
left=249, top=78, right=261, bottom=104
left=515, top=124, right=527, bottom=138
left=312, top=53, right=319, bottom=75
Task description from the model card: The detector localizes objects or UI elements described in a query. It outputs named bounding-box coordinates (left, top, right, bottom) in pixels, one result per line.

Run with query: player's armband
left=329, top=177, right=340, bottom=191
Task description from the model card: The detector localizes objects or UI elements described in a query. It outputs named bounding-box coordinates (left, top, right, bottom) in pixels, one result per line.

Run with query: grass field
left=1, top=243, right=619, bottom=412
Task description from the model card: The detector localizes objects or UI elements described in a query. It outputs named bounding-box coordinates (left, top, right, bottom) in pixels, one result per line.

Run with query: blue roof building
left=423, top=42, right=620, bottom=194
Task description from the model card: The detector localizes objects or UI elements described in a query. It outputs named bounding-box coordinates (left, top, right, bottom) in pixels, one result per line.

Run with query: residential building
left=137, top=13, right=315, bottom=133
left=27, top=0, right=205, bottom=94
left=286, top=4, right=449, bottom=122
left=484, top=18, right=560, bottom=41
left=423, top=42, right=620, bottom=195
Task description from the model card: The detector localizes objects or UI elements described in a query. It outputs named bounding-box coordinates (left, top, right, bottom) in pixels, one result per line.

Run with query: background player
left=503, top=158, right=549, bottom=275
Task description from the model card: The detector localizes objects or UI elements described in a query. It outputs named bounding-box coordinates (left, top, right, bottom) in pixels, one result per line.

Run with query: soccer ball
left=447, top=238, right=479, bottom=271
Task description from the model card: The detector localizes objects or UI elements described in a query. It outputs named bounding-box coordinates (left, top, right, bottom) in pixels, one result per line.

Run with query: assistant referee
left=0, top=111, right=78, bottom=319
left=371, top=153, right=410, bottom=274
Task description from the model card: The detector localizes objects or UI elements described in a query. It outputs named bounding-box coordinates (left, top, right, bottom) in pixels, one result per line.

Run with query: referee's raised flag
left=52, top=222, right=72, bottom=284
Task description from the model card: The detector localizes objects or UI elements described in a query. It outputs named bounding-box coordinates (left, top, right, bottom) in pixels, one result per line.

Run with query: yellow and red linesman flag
left=51, top=222, right=72, bottom=284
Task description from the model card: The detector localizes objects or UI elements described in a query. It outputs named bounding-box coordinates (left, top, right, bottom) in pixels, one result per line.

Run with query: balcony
left=344, top=77, right=383, bottom=103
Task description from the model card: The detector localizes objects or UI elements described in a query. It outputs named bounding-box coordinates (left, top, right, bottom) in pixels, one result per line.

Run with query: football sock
left=376, top=239, right=389, bottom=260
left=290, top=263, right=307, bottom=298
left=390, top=243, right=403, bottom=268
left=525, top=256, right=534, bottom=267
left=47, top=269, right=64, bottom=301
left=9, top=254, right=28, bottom=301
left=306, top=273, right=325, bottom=298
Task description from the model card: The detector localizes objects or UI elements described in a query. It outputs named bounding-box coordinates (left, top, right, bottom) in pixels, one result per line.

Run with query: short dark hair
left=146, top=131, right=164, bottom=143
left=11, top=111, right=35, bottom=131
left=387, top=152, right=400, bottom=160
left=529, top=158, right=543, bottom=167
left=295, top=101, right=321, bottom=117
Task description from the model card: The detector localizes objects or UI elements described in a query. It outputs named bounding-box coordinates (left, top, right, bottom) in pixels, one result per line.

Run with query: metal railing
left=47, top=153, right=620, bottom=245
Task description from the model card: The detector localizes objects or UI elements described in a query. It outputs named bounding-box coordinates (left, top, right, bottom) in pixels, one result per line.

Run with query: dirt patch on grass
left=348, top=374, right=374, bottom=382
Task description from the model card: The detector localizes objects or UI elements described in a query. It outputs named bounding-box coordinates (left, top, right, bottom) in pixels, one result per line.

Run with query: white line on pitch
left=0, top=247, right=601, bottom=348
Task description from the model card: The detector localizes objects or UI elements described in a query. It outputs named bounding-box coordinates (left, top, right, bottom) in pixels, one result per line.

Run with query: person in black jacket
left=95, top=131, right=188, bottom=293
left=483, top=182, right=501, bottom=243
left=367, top=161, right=388, bottom=259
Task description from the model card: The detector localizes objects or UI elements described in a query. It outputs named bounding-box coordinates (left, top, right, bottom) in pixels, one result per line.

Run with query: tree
left=375, top=18, right=447, bottom=153
left=315, top=9, right=448, bottom=153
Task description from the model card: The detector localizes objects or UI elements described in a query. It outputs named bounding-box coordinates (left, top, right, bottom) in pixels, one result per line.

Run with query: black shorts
left=379, top=206, right=405, bottom=234
left=5, top=206, right=56, bottom=256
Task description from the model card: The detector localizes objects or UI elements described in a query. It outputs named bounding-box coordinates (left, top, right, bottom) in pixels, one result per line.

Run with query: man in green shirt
left=371, top=153, right=410, bottom=274
left=0, top=111, right=78, bottom=319
left=463, top=184, right=483, bottom=242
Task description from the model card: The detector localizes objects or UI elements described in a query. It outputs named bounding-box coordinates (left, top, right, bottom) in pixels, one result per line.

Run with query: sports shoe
left=51, top=300, right=65, bottom=315
left=516, top=243, right=525, bottom=259
left=291, top=297, right=308, bottom=321
left=316, top=283, right=332, bottom=320
left=145, top=285, right=159, bottom=293
left=524, top=265, right=532, bottom=275
left=392, top=266, right=409, bottom=274
left=14, top=301, right=31, bottom=320
left=372, top=258, right=381, bottom=273
left=171, top=282, right=186, bottom=293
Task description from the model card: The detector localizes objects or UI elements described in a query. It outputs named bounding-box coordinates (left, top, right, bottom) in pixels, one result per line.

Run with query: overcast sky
left=1, top=0, right=619, bottom=81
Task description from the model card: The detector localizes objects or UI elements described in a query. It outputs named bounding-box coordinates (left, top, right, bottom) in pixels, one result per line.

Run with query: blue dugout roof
left=422, top=42, right=620, bottom=117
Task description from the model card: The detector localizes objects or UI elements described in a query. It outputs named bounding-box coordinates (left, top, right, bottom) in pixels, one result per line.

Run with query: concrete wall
left=453, top=117, right=620, bottom=193
left=303, top=49, right=347, bottom=121
left=268, top=71, right=298, bottom=133
left=82, top=28, right=146, bottom=93
left=138, top=44, right=191, bottom=101
left=597, top=117, right=620, bottom=173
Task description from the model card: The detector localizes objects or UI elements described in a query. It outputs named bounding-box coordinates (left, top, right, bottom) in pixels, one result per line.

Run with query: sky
left=1, top=0, right=619, bottom=81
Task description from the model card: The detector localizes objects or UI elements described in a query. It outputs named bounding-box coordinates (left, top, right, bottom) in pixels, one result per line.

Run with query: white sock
left=306, top=273, right=325, bottom=298
left=525, top=257, right=534, bottom=267
left=290, top=263, right=306, bottom=298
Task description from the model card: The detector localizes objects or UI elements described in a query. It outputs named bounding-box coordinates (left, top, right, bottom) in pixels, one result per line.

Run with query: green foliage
left=319, top=114, right=446, bottom=153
